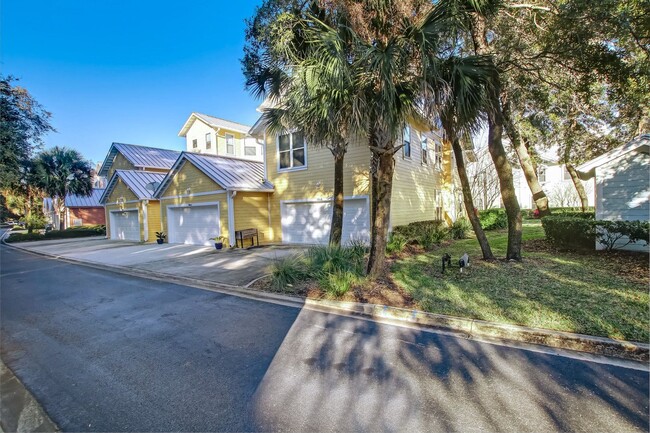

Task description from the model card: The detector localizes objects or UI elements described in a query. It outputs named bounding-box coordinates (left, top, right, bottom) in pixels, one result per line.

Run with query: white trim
left=165, top=201, right=221, bottom=245
left=108, top=207, right=141, bottom=241
left=280, top=194, right=369, bottom=205
left=227, top=191, right=236, bottom=247
left=262, top=131, right=267, bottom=180
left=225, top=133, right=235, bottom=155
left=160, top=190, right=227, bottom=200
left=276, top=131, right=308, bottom=172
left=105, top=199, right=141, bottom=206
left=142, top=201, right=149, bottom=242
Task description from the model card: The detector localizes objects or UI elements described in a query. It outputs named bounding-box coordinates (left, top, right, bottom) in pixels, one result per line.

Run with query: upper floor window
left=278, top=131, right=305, bottom=170
left=421, top=135, right=428, bottom=165
left=403, top=126, right=411, bottom=158
left=562, top=167, right=572, bottom=181
left=192, top=138, right=198, bottom=149
left=244, top=146, right=257, bottom=156
left=205, top=133, right=212, bottom=149
left=538, top=166, right=547, bottom=183
left=226, top=134, right=235, bottom=154
left=434, top=141, right=443, bottom=170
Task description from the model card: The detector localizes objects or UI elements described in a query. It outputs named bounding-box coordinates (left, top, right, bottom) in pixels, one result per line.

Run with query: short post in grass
left=441, top=253, right=452, bottom=274
left=458, top=253, right=469, bottom=273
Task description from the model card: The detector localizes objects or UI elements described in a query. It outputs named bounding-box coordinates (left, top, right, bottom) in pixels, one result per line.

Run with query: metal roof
left=577, top=134, right=650, bottom=173
left=155, top=152, right=274, bottom=197
left=65, top=189, right=105, bottom=208
left=100, top=170, right=167, bottom=203
left=178, top=112, right=252, bottom=137
left=98, top=143, right=180, bottom=177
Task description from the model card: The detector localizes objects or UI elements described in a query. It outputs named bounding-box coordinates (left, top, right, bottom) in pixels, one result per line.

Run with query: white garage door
left=281, top=198, right=369, bottom=245
left=168, top=205, right=220, bottom=246
left=110, top=210, right=140, bottom=241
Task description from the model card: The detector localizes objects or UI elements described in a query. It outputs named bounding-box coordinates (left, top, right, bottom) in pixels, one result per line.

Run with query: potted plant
left=210, top=235, right=227, bottom=250
left=155, top=232, right=166, bottom=244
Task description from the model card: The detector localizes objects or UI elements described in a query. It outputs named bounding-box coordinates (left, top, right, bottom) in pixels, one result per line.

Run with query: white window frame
left=192, top=138, right=198, bottom=149
left=538, top=166, right=547, bottom=183
left=421, top=134, right=428, bottom=165
left=434, top=140, right=443, bottom=171
left=277, top=131, right=307, bottom=172
left=205, top=132, right=212, bottom=149
left=244, top=145, right=257, bottom=156
left=226, top=133, right=235, bottom=155
left=402, top=126, right=411, bottom=159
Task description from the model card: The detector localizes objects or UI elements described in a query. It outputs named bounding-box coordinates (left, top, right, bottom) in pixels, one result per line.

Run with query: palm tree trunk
left=471, top=12, right=522, bottom=260
left=502, top=98, right=551, bottom=217
left=451, top=138, right=494, bottom=260
left=566, top=163, right=589, bottom=211
left=366, top=149, right=395, bottom=277
left=329, top=148, right=345, bottom=245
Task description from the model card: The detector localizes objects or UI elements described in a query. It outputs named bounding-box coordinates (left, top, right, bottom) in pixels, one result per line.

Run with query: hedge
left=541, top=216, right=649, bottom=251
left=478, top=209, right=507, bottom=230
left=5, top=225, right=106, bottom=243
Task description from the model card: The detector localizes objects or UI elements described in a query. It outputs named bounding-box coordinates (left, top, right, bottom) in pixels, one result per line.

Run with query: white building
left=514, top=162, right=595, bottom=210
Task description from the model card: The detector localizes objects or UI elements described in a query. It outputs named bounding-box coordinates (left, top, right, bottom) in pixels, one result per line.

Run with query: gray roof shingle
left=65, top=189, right=105, bottom=208
left=155, top=152, right=273, bottom=197
left=98, top=143, right=180, bottom=177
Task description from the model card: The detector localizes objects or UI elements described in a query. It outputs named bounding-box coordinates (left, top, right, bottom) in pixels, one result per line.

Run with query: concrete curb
left=0, top=360, right=59, bottom=433
left=4, top=238, right=649, bottom=363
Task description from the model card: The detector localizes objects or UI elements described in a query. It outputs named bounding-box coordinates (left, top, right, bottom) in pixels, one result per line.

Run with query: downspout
left=227, top=190, right=236, bottom=247
left=262, top=131, right=268, bottom=180
left=142, top=200, right=149, bottom=242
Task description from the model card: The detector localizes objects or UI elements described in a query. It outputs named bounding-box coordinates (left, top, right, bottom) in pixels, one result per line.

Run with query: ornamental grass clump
left=269, top=254, right=310, bottom=292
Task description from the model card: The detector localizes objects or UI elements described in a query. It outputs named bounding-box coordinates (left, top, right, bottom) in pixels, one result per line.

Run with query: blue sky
left=2, top=0, right=264, bottom=165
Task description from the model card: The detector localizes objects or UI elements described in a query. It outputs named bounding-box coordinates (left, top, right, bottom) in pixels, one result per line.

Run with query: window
left=538, top=166, right=546, bottom=183
left=562, top=167, right=572, bottom=181
left=421, top=134, right=428, bottom=165
left=205, top=133, right=212, bottom=149
left=434, top=141, right=443, bottom=170
left=403, top=126, right=411, bottom=158
left=192, top=138, right=198, bottom=149
left=226, top=134, right=235, bottom=154
left=278, top=131, right=306, bottom=170
left=244, top=146, right=257, bottom=156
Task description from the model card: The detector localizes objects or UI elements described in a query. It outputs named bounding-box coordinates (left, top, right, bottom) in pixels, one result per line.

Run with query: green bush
left=541, top=216, right=596, bottom=250
left=25, top=213, right=47, bottom=232
left=269, top=254, right=310, bottom=291
left=386, top=233, right=408, bottom=253
left=5, top=225, right=106, bottom=243
left=319, top=270, right=358, bottom=297
left=419, top=225, right=448, bottom=249
left=450, top=218, right=471, bottom=239
left=596, top=220, right=650, bottom=251
left=392, top=220, right=445, bottom=240
left=478, top=209, right=508, bottom=230
left=308, top=244, right=365, bottom=275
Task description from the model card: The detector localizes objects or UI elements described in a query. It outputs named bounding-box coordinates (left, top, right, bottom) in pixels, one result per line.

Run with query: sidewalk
left=7, top=236, right=301, bottom=286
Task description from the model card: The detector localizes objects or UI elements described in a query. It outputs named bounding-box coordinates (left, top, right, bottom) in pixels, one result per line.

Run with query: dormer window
left=226, top=134, right=235, bottom=154
left=205, top=133, right=212, bottom=149
left=278, top=131, right=306, bottom=170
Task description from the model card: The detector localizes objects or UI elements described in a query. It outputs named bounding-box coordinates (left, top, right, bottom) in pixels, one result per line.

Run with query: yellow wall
left=265, top=132, right=371, bottom=242
left=103, top=178, right=162, bottom=242
left=390, top=128, right=445, bottom=226
left=144, top=200, right=162, bottom=242
left=233, top=192, right=272, bottom=244
left=108, top=153, right=136, bottom=178
left=158, top=160, right=229, bottom=242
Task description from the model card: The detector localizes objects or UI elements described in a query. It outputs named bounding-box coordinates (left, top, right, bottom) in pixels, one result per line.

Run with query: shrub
left=541, top=216, right=596, bottom=250
left=478, top=209, right=507, bottom=230
left=596, top=220, right=650, bottom=251
left=392, top=220, right=445, bottom=240
left=5, top=226, right=106, bottom=243
left=25, top=213, right=46, bottom=232
left=269, top=254, right=309, bottom=291
left=418, top=225, right=448, bottom=249
left=308, top=244, right=365, bottom=275
left=319, top=271, right=358, bottom=297
left=386, top=233, right=408, bottom=253
left=450, top=218, right=471, bottom=239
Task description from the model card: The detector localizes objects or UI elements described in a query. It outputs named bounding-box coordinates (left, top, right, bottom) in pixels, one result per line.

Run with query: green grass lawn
left=391, top=220, right=650, bottom=342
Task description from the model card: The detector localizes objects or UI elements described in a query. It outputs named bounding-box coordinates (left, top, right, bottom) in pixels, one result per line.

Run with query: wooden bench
left=235, top=228, right=259, bottom=249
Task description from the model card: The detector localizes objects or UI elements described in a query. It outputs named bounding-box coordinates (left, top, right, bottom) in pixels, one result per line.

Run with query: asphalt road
left=1, top=244, right=648, bottom=432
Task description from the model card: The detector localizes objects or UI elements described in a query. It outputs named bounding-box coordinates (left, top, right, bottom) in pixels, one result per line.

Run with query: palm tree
left=34, top=146, right=93, bottom=230
left=251, top=10, right=364, bottom=245
left=438, top=56, right=496, bottom=260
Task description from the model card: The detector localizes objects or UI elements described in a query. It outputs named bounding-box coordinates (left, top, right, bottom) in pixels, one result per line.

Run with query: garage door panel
left=281, top=198, right=369, bottom=245
left=168, top=205, right=220, bottom=246
left=110, top=210, right=140, bottom=241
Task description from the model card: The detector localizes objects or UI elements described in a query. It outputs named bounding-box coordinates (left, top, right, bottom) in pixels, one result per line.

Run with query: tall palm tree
left=34, top=146, right=93, bottom=230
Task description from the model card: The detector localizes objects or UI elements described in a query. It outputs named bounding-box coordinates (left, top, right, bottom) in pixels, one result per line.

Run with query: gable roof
left=65, top=189, right=105, bottom=208
left=98, top=142, right=181, bottom=177
left=577, top=134, right=650, bottom=174
left=100, top=170, right=167, bottom=203
left=178, top=112, right=252, bottom=137
left=154, top=152, right=274, bottom=197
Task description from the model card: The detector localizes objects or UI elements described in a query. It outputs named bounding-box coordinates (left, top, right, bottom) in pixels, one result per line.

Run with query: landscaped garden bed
left=4, top=225, right=106, bottom=243
left=258, top=219, right=649, bottom=342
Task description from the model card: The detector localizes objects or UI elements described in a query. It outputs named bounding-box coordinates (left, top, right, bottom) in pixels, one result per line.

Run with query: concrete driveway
left=8, top=236, right=303, bottom=286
